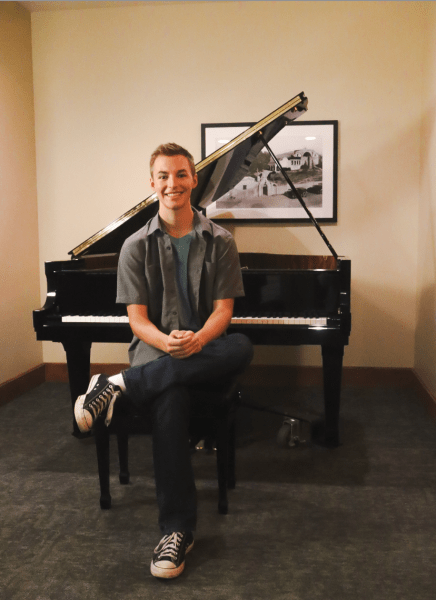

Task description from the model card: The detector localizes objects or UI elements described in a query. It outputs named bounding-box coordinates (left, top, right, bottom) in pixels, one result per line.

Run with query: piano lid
left=69, top=92, right=308, bottom=258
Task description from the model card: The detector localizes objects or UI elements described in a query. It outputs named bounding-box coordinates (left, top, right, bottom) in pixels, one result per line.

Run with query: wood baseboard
left=239, top=365, right=418, bottom=387
left=2, top=364, right=436, bottom=420
left=0, top=365, right=46, bottom=408
left=45, top=363, right=131, bottom=382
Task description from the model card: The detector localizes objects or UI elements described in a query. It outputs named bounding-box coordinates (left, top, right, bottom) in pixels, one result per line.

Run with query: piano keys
left=61, top=315, right=130, bottom=323
left=33, top=91, right=351, bottom=444
left=61, top=316, right=328, bottom=326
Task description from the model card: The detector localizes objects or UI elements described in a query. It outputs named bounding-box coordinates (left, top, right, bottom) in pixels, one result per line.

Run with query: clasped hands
left=166, top=330, right=203, bottom=359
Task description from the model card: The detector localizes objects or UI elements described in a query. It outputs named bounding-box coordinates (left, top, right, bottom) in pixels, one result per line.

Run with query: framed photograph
left=200, top=120, right=338, bottom=223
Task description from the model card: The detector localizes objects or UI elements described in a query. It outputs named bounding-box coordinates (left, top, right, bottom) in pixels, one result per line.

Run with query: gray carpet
left=1, top=382, right=436, bottom=600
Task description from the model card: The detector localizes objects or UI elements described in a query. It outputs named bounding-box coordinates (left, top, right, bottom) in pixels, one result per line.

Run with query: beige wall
left=0, top=2, right=42, bottom=385
left=30, top=2, right=427, bottom=371
left=415, top=2, right=436, bottom=395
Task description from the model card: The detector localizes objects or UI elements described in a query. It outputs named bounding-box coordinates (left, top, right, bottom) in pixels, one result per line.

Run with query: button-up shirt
left=116, top=208, right=245, bottom=367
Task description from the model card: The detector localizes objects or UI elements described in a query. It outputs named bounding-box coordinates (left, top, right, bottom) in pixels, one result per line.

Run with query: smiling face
left=151, top=154, right=198, bottom=215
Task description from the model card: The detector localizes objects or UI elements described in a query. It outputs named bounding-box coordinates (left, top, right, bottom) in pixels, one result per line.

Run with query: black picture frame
left=200, top=120, right=338, bottom=223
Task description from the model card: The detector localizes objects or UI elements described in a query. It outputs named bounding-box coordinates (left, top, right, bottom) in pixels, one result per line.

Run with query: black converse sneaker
left=74, top=374, right=122, bottom=433
left=150, top=532, right=194, bottom=579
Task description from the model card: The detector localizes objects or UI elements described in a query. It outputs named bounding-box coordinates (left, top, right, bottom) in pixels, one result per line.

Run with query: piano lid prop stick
left=257, top=132, right=338, bottom=261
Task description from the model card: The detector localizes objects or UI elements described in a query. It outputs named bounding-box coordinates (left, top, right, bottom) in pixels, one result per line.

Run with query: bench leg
left=94, top=419, right=111, bottom=510
left=227, top=421, right=236, bottom=490
left=117, top=432, right=130, bottom=484
left=215, top=417, right=229, bottom=515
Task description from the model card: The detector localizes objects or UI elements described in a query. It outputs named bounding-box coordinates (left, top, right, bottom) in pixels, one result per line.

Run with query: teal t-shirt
left=169, top=231, right=200, bottom=331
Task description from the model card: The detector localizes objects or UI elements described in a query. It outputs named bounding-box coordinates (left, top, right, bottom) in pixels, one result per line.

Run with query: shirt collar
left=146, top=206, right=213, bottom=237
left=192, top=207, right=213, bottom=237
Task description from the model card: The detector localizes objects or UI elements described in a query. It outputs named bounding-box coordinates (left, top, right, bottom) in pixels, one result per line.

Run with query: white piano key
left=61, top=314, right=129, bottom=323
left=230, top=315, right=327, bottom=326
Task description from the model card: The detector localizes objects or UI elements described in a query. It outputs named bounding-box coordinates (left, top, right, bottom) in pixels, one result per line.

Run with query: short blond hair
left=150, top=143, right=196, bottom=177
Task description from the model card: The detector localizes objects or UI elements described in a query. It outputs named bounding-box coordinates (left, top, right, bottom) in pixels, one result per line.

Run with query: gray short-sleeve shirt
left=116, top=208, right=245, bottom=367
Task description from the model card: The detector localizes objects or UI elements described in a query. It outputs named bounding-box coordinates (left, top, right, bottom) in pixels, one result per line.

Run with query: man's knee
left=228, top=333, right=254, bottom=370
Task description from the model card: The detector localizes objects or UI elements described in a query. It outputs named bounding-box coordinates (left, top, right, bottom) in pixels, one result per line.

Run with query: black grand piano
left=33, top=92, right=351, bottom=443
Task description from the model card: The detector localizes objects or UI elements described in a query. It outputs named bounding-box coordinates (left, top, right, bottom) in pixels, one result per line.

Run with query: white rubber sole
left=74, top=374, right=100, bottom=433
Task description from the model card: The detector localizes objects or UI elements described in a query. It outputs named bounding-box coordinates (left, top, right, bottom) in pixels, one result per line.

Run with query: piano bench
left=93, top=378, right=241, bottom=515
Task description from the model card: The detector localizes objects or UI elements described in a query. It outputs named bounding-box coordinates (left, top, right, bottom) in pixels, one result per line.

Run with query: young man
left=74, top=143, right=253, bottom=579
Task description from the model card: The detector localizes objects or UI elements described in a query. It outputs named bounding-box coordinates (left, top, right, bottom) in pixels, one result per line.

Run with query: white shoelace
left=88, top=389, right=112, bottom=418
left=155, top=533, right=182, bottom=562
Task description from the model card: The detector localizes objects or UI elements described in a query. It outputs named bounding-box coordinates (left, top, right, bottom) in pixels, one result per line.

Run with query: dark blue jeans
left=121, top=333, right=253, bottom=534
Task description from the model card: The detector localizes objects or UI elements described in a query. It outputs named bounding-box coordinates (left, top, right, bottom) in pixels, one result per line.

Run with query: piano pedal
left=277, top=417, right=309, bottom=448
left=190, top=436, right=216, bottom=454
left=196, top=438, right=216, bottom=453
left=277, top=417, right=340, bottom=449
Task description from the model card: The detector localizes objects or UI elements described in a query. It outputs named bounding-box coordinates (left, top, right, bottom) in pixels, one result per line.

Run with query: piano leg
left=62, top=340, right=92, bottom=437
left=320, top=344, right=344, bottom=448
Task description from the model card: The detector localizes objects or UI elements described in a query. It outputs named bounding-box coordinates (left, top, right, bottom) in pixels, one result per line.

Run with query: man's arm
left=127, top=298, right=234, bottom=360
left=127, top=304, right=170, bottom=354
left=196, top=298, right=234, bottom=347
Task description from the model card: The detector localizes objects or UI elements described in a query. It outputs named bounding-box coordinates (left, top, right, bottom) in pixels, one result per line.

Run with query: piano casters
left=61, top=340, right=92, bottom=438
